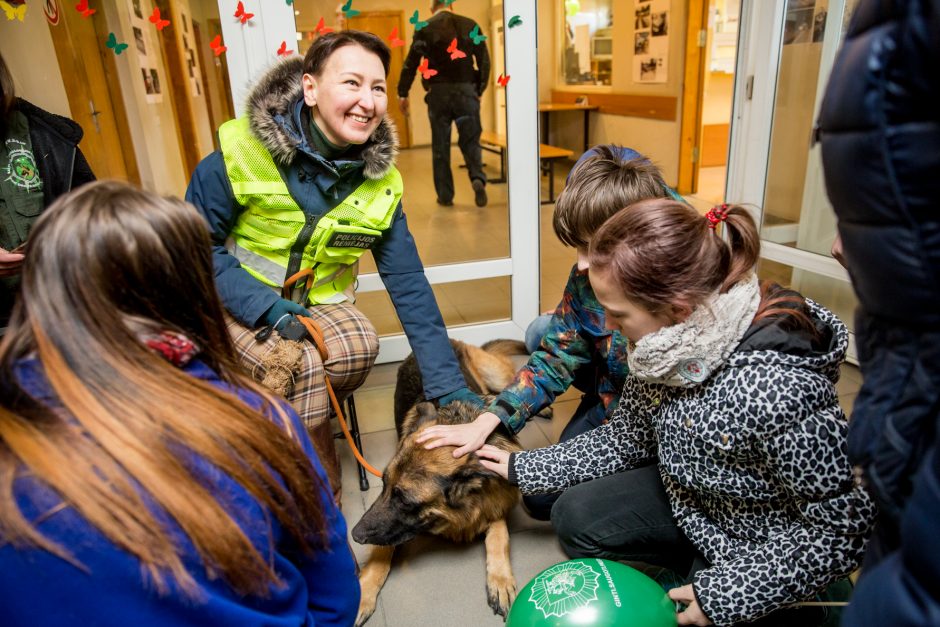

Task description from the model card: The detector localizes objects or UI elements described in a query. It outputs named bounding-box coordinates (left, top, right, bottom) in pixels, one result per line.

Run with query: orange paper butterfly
left=234, top=1, right=253, bottom=24
left=149, top=7, right=170, bottom=30
left=497, top=73, right=510, bottom=87
left=74, top=0, right=96, bottom=19
left=276, top=40, right=293, bottom=56
left=446, top=38, right=466, bottom=60
left=388, top=26, right=404, bottom=48
left=418, top=57, right=437, bottom=80
left=315, top=17, right=333, bottom=35
left=209, top=34, right=227, bottom=57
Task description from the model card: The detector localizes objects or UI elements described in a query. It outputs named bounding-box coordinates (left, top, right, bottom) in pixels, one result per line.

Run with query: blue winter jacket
left=186, top=57, right=465, bottom=400
left=818, top=0, right=940, bottom=624
left=0, top=358, right=359, bottom=626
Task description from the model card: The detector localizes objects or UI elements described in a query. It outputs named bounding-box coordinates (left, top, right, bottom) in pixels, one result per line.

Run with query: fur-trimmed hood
left=244, top=56, right=398, bottom=179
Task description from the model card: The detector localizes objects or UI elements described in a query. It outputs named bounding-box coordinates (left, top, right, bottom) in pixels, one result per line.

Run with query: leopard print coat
left=512, top=301, right=875, bottom=625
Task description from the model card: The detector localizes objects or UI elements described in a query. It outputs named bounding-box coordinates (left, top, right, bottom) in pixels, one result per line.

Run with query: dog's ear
left=402, top=401, right=438, bottom=437
left=443, top=464, right=492, bottom=509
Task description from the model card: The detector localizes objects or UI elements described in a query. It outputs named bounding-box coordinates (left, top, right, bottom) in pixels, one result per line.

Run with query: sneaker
left=436, top=197, right=453, bottom=207
left=472, top=179, right=487, bottom=207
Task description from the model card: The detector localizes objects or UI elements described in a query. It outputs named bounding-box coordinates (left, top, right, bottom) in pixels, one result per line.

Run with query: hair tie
left=705, top=203, right=730, bottom=230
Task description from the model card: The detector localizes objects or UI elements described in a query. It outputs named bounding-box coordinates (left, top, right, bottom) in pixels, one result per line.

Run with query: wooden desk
left=538, top=102, right=599, bottom=153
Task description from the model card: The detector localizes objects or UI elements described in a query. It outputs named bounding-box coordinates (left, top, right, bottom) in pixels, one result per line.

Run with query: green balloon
left=507, top=559, right=678, bottom=627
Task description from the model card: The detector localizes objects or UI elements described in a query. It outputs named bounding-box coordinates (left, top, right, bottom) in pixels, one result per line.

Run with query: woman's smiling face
left=302, top=44, right=388, bottom=147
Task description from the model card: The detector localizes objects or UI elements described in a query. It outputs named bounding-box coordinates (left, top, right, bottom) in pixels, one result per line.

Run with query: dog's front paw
left=486, top=573, right=517, bottom=619
left=355, top=596, right=377, bottom=627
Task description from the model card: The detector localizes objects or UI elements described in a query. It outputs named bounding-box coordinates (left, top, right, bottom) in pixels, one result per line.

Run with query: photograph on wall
left=133, top=27, right=146, bottom=56
left=182, top=12, right=188, bottom=33
left=635, top=3, right=650, bottom=29
left=812, top=9, right=827, bottom=42
left=142, top=68, right=154, bottom=95
left=150, top=68, right=161, bottom=95
left=651, top=11, right=668, bottom=36
left=784, top=7, right=815, bottom=43
left=634, top=32, right=650, bottom=55
left=132, top=0, right=143, bottom=20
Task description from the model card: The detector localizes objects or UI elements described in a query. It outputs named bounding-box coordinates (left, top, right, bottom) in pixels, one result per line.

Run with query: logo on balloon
left=527, top=560, right=600, bottom=618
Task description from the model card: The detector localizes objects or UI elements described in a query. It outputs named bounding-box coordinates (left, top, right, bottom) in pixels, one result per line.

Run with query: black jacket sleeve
left=398, top=34, right=428, bottom=98
left=473, top=31, right=490, bottom=96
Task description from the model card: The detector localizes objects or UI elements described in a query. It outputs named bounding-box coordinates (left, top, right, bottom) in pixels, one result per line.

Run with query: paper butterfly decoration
left=417, top=57, right=437, bottom=80
left=388, top=27, right=404, bottom=48
left=75, top=0, right=96, bottom=19
left=286, top=0, right=293, bottom=4
left=469, top=24, right=486, bottom=44
left=106, top=32, right=129, bottom=55
left=276, top=40, right=293, bottom=56
left=0, top=1, right=27, bottom=21
left=315, top=17, right=333, bottom=35
left=497, top=73, right=510, bottom=87
left=149, top=7, right=170, bottom=30
left=442, top=0, right=456, bottom=4
left=508, top=15, right=523, bottom=28
left=446, top=38, right=466, bottom=60
left=409, top=10, right=428, bottom=31
left=234, top=1, right=253, bottom=24
left=341, top=0, right=359, bottom=19
left=209, top=34, right=227, bottom=57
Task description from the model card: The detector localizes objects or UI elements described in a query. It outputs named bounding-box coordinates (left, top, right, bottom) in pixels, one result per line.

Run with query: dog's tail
left=480, top=338, right=529, bottom=358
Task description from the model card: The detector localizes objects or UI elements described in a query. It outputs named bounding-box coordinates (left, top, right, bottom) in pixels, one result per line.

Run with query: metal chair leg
left=345, top=395, right=370, bottom=491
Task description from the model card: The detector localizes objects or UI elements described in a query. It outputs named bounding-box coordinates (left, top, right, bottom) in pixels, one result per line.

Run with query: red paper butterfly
left=388, top=26, right=404, bottom=48
left=74, top=0, right=96, bottom=18
left=210, top=34, right=227, bottom=57
left=149, top=7, right=170, bottom=30
left=315, top=17, right=333, bottom=35
left=418, top=57, right=437, bottom=80
left=497, top=73, right=510, bottom=87
left=277, top=40, right=293, bottom=56
left=234, top=1, right=253, bottom=24
left=446, top=38, right=466, bottom=60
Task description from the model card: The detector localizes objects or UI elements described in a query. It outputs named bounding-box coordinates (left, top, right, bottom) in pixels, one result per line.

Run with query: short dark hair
left=552, top=145, right=668, bottom=248
left=302, top=30, right=391, bottom=78
left=0, top=53, right=15, bottom=135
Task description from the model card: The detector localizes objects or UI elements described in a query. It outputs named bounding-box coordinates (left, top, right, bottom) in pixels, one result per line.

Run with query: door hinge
left=745, top=75, right=754, bottom=100
left=698, top=29, right=707, bottom=47
left=692, top=147, right=700, bottom=163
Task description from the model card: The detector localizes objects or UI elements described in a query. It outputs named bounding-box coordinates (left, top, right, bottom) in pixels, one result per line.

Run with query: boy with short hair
left=417, top=145, right=675, bottom=518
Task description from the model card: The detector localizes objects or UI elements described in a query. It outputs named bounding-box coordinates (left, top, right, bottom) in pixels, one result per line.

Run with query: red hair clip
left=705, top=203, right=730, bottom=230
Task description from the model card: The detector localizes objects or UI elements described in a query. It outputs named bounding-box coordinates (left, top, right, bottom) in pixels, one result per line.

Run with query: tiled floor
left=339, top=360, right=863, bottom=626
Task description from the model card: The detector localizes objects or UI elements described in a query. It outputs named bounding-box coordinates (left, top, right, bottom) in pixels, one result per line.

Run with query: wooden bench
left=479, top=131, right=574, bottom=204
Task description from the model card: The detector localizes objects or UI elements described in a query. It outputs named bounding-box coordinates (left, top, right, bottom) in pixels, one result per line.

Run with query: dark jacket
left=818, top=1, right=940, bottom=624
left=511, top=301, right=874, bottom=625
left=0, top=358, right=359, bottom=626
left=398, top=10, right=491, bottom=97
left=1, top=99, right=95, bottom=325
left=186, top=57, right=465, bottom=400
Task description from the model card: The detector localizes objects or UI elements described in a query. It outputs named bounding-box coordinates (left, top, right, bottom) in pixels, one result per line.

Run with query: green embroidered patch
left=3, top=139, right=43, bottom=193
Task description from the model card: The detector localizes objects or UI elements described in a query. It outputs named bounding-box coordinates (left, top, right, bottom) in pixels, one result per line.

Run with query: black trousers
left=425, top=83, right=485, bottom=203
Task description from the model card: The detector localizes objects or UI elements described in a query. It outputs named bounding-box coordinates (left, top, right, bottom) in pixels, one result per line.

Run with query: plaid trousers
left=226, top=302, right=379, bottom=492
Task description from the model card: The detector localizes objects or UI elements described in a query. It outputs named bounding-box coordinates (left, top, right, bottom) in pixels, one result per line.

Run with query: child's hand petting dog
left=669, top=584, right=713, bottom=625
left=416, top=412, right=503, bottom=458
left=477, top=444, right=511, bottom=479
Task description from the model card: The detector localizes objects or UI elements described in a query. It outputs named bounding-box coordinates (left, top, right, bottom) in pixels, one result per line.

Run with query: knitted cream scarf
left=627, top=273, right=760, bottom=387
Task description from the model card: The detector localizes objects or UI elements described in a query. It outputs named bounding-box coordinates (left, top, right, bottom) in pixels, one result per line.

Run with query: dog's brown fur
left=353, top=339, right=529, bottom=626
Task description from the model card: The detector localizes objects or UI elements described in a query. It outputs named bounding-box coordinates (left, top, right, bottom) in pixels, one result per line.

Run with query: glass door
left=727, top=0, right=859, bottom=361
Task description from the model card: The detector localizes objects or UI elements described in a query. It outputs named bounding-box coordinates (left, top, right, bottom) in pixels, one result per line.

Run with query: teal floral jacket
left=488, top=264, right=630, bottom=433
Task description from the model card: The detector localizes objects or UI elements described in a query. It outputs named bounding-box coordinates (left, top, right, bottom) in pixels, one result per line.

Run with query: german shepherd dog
left=351, top=339, right=533, bottom=626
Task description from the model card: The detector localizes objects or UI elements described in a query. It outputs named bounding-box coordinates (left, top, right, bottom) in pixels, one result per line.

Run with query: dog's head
left=352, top=401, right=521, bottom=546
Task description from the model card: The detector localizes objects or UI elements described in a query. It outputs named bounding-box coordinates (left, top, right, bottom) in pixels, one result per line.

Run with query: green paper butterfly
left=341, top=0, right=359, bottom=18
left=469, top=24, right=486, bottom=44
left=106, top=32, right=129, bottom=55
left=508, top=15, right=522, bottom=28
left=409, top=10, right=429, bottom=31
left=442, top=0, right=457, bottom=5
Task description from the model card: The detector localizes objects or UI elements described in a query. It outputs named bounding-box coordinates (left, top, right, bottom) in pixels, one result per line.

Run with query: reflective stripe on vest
left=218, top=117, right=403, bottom=304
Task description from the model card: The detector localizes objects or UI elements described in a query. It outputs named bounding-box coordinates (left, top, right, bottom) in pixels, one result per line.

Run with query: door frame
left=216, top=0, right=540, bottom=363
left=677, top=0, right=709, bottom=195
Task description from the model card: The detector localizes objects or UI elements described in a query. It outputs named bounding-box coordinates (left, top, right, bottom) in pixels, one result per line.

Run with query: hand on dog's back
left=415, top=411, right=503, bottom=457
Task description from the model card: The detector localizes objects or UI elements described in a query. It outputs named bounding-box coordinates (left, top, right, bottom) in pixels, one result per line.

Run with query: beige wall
left=702, top=71, right=734, bottom=126
left=0, top=10, right=71, bottom=118
left=298, top=0, right=498, bottom=147
left=539, top=0, right=687, bottom=186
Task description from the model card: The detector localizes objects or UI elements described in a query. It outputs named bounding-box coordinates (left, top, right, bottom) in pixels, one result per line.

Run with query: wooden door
left=677, top=0, right=709, bottom=195
left=346, top=12, right=411, bottom=148
left=46, top=5, right=139, bottom=182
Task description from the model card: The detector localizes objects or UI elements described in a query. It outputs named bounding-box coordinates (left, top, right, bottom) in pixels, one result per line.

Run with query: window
left=561, top=0, right=614, bottom=86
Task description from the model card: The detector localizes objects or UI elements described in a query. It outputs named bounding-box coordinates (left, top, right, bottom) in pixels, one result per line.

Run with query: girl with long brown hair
left=478, top=199, right=875, bottom=625
left=0, top=181, right=358, bottom=625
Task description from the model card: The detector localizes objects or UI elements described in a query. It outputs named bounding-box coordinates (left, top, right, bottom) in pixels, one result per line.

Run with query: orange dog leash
left=283, top=269, right=383, bottom=478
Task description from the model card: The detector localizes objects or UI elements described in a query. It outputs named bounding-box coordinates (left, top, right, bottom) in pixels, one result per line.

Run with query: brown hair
left=552, top=145, right=668, bottom=248
left=0, top=53, right=15, bottom=136
left=303, top=30, right=391, bottom=77
left=588, top=199, right=761, bottom=316
left=0, top=182, right=328, bottom=598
